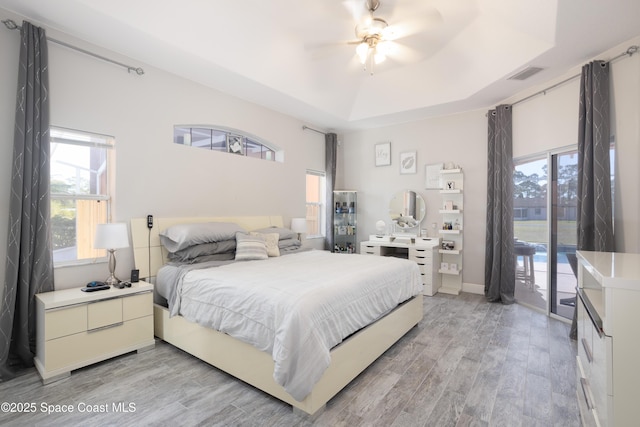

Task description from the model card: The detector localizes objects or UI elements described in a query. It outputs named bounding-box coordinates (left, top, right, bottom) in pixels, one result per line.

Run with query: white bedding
left=165, top=250, right=422, bottom=401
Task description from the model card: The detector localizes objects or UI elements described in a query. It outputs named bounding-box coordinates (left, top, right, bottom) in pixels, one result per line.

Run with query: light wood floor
left=0, top=293, right=580, bottom=426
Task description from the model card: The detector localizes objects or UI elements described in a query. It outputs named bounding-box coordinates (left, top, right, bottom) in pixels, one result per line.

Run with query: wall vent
left=508, top=66, right=545, bottom=81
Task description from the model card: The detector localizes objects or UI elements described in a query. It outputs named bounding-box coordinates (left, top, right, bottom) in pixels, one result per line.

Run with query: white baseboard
left=462, top=282, right=484, bottom=295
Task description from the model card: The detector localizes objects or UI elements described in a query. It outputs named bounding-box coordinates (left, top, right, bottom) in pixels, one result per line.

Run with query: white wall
left=0, top=9, right=326, bottom=290
left=341, top=35, right=640, bottom=290
left=513, top=36, right=640, bottom=254
left=340, top=111, right=488, bottom=287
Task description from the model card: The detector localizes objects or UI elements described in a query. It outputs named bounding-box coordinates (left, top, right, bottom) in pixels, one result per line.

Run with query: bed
left=130, top=216, right=423, bottom=416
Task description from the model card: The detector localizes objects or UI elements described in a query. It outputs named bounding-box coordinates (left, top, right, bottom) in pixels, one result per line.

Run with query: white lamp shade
left=94, top=223, right=129, bottom=249
left=290, top=218, right=307, bottom=234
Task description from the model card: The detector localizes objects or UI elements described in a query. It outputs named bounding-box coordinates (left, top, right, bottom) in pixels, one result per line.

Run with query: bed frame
left=130, top=216, right=423, bottom=416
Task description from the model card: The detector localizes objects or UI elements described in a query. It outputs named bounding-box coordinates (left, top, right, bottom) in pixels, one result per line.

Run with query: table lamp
left=94, top=222, right=129, bottom=286
left=290, top=218, right=307, bottom=241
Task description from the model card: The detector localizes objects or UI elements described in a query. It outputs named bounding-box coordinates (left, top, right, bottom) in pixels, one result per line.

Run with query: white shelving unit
left=438, top=168, right=464, bottom=295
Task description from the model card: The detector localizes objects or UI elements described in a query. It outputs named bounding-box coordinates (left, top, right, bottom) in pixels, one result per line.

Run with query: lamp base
left=105, top=249, right=120, bottom=287
left=105, top=275, right=119, bottom=287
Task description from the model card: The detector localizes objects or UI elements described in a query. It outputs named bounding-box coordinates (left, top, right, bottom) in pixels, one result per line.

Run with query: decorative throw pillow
left=235, top=232, right=268, bottom=261
left=249, top=232, right=280, bottom=257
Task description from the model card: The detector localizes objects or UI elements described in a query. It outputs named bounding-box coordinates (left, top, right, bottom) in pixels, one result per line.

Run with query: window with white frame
left=50, top=127, right=114, bottom=265
left=305, top=170, right=326, bottom=238
left=174, top=125, right=282, bottom=162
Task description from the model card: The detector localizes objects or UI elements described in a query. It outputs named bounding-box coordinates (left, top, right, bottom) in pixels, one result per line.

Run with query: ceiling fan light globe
left=356, top=42, right=369, bottom=63
left=374, top=50, right=386, bottom=64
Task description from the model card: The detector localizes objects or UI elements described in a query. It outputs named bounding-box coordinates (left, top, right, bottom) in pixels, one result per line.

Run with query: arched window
left=174, top=126, right=282, bottom=162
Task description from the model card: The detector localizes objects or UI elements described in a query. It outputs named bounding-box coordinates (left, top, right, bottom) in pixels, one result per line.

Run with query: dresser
left=360, top=237, right=441, bottom=296
left=35, top=282, right=155, bottom=384
left=576, top=251, right=640, bottom=427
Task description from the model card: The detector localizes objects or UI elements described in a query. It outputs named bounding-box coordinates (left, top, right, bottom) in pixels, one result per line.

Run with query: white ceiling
left=1, top=0, right=639, bottom=132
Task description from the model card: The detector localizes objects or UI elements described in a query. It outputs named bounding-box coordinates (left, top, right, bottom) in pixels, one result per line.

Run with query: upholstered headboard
left=130, top=216, right=284, bottom=280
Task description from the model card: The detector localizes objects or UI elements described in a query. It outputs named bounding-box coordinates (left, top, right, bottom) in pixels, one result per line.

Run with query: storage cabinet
left=333, top=190, right=357, bottom=253
left=35, top=282, right=155, bottom=384
left=360, top=237, right=441, bottom=295
left=438, top=167, right=464, bottom=295
left=576, top=251, right=640, bottom=427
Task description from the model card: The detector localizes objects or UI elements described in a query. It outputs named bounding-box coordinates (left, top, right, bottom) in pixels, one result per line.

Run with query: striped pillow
left=235, top=232, right=268, bottom=261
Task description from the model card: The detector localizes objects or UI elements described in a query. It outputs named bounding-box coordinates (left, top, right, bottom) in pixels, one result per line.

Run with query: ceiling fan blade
left=383, top=42, right=423, bottom=64
left=342, top=0, right=368, bottom=23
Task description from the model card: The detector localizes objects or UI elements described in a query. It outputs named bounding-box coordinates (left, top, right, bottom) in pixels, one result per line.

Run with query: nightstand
left=34, top=281, right=155, bottom=384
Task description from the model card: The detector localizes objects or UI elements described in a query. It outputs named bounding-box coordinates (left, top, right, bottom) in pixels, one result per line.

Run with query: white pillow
left=235, top=232, right=268, bottom=261
left=250, top=232, right=280, bottom=257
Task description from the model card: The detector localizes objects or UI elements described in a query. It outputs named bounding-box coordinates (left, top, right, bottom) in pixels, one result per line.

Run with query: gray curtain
left=0, top=21, right=54, bottom=381
left=325, top=133, right=337, bottom=251
left=570, top=60, right=614, bottom=339
left=577, top=60, right=614, bottom=252
left=484, top=105, right=515, bottom=304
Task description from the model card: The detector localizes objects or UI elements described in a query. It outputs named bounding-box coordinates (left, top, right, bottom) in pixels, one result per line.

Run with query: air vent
left=508, top=66, right=545, bottom=81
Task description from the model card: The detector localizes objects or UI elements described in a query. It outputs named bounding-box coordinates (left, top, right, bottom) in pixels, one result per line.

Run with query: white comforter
left=172, top=250, right=422, bottom=401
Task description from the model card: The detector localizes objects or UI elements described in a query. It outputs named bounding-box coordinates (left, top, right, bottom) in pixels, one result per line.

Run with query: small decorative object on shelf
left=441, top=240, right=455, bottom=250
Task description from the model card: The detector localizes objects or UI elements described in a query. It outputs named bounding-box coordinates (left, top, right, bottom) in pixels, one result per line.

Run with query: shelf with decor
left=438, top=167, right=463, bottom=295
left=333, top=190, right=357, bottom=253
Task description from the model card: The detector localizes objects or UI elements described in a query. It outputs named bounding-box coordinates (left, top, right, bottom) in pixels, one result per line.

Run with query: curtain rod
left=2, top=18, right=145, bottom=75
left=302, top=125, right=327, bottom=135
left=510, top=45, right=638, bottom=107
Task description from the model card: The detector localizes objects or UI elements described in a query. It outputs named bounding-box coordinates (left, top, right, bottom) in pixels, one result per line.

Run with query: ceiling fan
left=306, top=0, right=441, bottom=75
left=349, top=0, right=395, bottom=75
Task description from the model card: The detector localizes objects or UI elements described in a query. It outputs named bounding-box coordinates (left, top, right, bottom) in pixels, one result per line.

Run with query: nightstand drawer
left=45, top=305, right=87, bottom=340
left=88, top=298, right=123, bottom=330
left=123, top=292, right=152, bottom=321
left=45, top=316, right=152, bottom=371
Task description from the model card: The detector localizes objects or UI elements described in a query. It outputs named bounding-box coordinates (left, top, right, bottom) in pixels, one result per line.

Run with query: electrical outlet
left=147, top=214, right=153, bottom=229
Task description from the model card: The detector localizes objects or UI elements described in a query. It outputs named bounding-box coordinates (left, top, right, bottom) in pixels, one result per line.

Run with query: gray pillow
left=235, top=232, right=268, bottom=261
left=252, top=226, right=297, bottom=241
left=278, top=237, right=302, bottom=249
left=167, top=240, right=237, bottom=262
left=160, top=222, right=246, bottom=252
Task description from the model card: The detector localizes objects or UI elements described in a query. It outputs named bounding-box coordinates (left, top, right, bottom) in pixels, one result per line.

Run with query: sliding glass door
left=513, top=149, right=578, bottom=319
left=550, top=151, right=578, bottom=318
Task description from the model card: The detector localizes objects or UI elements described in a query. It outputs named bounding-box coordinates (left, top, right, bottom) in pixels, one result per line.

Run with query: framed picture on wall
left=399, top=151, right=417, bottom=174
left=425, top=163, right=443, bottom=189
left=375, top=142, right=391, bottom=166
left=227, top=134, right=244, bottom=155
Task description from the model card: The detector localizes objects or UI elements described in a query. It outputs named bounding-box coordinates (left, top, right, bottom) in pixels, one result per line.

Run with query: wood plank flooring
left=0, top=293, right=580, bottom=426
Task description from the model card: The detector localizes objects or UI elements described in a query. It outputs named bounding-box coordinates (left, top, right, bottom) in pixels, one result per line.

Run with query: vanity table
left=361, top=237, right=441, bottom=296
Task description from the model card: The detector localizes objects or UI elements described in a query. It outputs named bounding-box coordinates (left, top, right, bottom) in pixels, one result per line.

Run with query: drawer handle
left=88, top=321, right=123, bottom=333
left=581, top=338, right=593, bottom=363
left=580, top=378, right=594, bottom=410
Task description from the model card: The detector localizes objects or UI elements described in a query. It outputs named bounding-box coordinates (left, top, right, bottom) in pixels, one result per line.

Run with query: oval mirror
left=389, top=190, right=425, bottom=228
